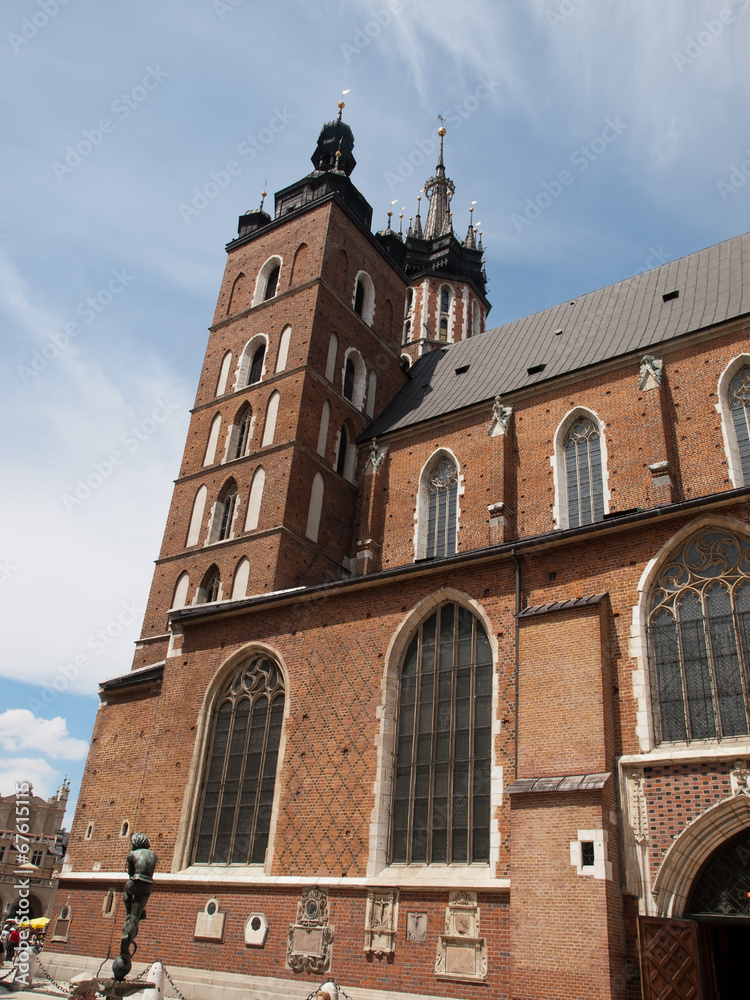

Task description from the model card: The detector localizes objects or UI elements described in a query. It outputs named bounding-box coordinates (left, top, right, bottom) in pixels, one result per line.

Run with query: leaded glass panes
left=233, top=409, right=251, bottom=460
left=564, top=418, right=605, bottom=527
left=390, top=602, right=492, bottom=865
left=218, top=486, right=237, bottom=541
left=648, top=528, right=750, bottom=743
left=730, top=368, right=750, bottom=484
left=425, top=459, right=458, bottom=558
left=193, top=657, right=284, bottom=865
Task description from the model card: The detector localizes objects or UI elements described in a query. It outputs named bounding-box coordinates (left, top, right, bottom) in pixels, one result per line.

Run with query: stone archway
left=652, top=792, right=750, bottom=918
left=641, top=795, right=750, bottom=999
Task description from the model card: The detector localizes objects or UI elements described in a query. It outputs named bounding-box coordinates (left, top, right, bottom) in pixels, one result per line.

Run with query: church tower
left=390, top=127, right=491, bottom=366
left=132, top=102, right=409, bottom=671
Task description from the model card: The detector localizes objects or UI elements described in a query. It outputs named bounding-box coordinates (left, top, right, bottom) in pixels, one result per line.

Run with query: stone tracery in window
left=730, top=368, right=750, bottom=485
left=564, top=417, right=604, bottom=527
left=426, top=459, right=458, bottom=559
left=649, top=527, right=750, bottom=743
left=390, top=602, right=491, bottom=865
left=193, top=656, right=285, bottom=865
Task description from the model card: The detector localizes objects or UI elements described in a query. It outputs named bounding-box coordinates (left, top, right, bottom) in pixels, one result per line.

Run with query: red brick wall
left=509, top=793, right=624, bottom=1000
left=48, top=884, right=510, bottom=1000
left=517, top=604, right=611, bottom=779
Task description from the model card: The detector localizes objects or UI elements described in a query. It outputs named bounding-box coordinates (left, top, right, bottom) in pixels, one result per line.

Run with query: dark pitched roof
left=363, top=231, right=750, bottom=440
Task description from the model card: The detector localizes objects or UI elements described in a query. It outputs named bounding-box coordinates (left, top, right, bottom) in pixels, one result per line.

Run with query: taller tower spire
left=422, top=127, right=455, bottom=239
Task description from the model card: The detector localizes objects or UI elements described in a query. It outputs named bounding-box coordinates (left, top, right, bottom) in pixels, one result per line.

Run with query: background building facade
left=44, top=110, right=750, bottom=1000
left=0, top=781, right=69, bottom=920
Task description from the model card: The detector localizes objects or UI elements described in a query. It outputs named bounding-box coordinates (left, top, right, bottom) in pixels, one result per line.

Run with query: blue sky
left=1, top=0, right=749, bottom=821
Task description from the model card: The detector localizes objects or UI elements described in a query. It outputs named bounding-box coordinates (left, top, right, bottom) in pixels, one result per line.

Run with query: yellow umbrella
left=27, top=917, right=50, bottom=930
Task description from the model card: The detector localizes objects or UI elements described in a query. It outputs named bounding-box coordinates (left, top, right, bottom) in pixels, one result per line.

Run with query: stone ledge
left=40, top=952, right=487, bottom=1000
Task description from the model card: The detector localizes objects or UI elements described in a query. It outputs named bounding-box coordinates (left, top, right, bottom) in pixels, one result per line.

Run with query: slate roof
left=362, top=231, right=750, bottom=441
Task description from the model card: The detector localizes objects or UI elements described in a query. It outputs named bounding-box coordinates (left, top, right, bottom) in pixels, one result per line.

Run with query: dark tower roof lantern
left=311, top=106, right=357, bottom=177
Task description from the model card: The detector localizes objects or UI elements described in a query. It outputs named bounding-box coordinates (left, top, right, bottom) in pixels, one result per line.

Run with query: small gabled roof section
left=361, top=231, right=750, bottom=440
left=516, top=593, right=607, bottom=619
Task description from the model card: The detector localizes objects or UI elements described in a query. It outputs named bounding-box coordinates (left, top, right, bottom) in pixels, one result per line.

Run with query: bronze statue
left=112, top=833, right=157, bottom=982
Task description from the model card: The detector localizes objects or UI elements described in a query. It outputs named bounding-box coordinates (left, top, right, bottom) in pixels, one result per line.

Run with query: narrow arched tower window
left=390, top=602, right=491, bottom=865
left=264, top=265, right=279, bottom=301
left=198, top=567, right=221, bottom=604
left=218, top=484, right=238, bottom=541
left=193, top=656, right=285, bottom=865
left=426, top=459, right=458, bottom=558
left=248, top=344, right=265, bottom=385
left=354, top=278, right=365, bottom=317
left=564, top=418, right=604, bottom=527
left=335, top=426, right=348, bottom=476
left=730, top=368, right=750, bottom=484
left=343, top=357, right=355, bottom=401
left=233, top=408, right=252, bottom=460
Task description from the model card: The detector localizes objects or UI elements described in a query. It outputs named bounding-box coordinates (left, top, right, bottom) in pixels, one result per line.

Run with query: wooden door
left=638, top=917, right=703, bottom=1000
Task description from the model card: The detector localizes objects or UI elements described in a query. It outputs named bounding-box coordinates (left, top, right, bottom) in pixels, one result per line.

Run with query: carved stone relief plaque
left=434, top=890, right=487, bottom=981
left=287, top=887, right=334, bottom=974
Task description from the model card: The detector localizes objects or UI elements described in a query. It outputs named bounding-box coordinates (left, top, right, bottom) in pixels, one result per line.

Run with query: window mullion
left=407, top=631, right=423, bottom=865
left=732, top=589, right=750, bottom=732
left=698, top=585, right=724, bottom=740
left=229, top=694, right=252, bottom=863
left=674, top=604, right=693, bottom=742
left=211, top=697, right=235, bottom=864
left=467, top=617, right=476, bottom=864
left=428, top=611, right=440, bottom=865
left=447, top=610, right=458, bottom=864
left=247, top=694, right=264, bottom=864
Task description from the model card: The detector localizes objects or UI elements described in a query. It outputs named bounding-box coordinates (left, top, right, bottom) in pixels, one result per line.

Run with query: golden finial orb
left=338, top=101, right=346, bottom=110
left=438, top=126, right=446, bottom=137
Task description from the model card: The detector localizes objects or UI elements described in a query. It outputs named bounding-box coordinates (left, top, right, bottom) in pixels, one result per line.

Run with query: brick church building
left=46, top=105, right=750, bottom=1000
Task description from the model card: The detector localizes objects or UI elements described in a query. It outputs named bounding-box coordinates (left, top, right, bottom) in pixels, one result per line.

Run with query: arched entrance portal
left=685, top=827, right=750, bottom=998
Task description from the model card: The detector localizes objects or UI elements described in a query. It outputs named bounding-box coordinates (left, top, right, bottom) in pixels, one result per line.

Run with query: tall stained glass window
left=193, top=657, right=284, bottom=865
left=649, top=528, right=750, bottom=743
left=390, top=603, right=492, bottom=865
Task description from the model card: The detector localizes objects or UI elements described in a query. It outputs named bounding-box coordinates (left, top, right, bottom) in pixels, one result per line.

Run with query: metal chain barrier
left=34, top=951, right=71, bottom=993
left=159, top=961, right=191, bottom=1000
left=305, top=980, right=353, bottom=1000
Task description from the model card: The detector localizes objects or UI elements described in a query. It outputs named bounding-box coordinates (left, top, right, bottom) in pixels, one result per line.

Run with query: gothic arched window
left=335, top=426, right=348, bottom=476
left=212, top=482, right=238, bottom=542
left=438, top=285, right=452, bottom=342
left=248, top=344, right=265, bottom=386
left=193, top=656, right=285, bottom=865
left=197, top=566, right=221, bottom=604
left=263, top=266, right=279, bottom=301
left=354, top=279, right=365, bottom=317
left=230, top=406, right=252, bottom=461
left=343, top=357, right=355, bottom=401
left=425, top=458, right=458, bottom=559
left=649, top=527, right=750, bottom=743
left=564, top=417, right=605, bottom=527
left=390, top=602, right=492, bottom=865
left=730, top=368, right=750, bottom=485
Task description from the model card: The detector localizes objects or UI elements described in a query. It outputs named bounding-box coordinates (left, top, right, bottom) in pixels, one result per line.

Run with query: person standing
left=5, top=925, right=20, bottom=963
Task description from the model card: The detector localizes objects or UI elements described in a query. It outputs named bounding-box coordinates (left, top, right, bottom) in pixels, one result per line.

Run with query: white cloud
left=0, top=710, right=88, bottom=760
left=0, top=247, right=190, bottom=695
left=0, top=757, right=62, bottom=800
